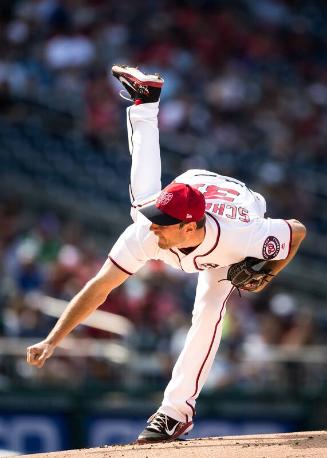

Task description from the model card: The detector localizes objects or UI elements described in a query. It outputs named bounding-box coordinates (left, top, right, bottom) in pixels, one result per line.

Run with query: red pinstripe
left=284, top=220, right=293, bottom=257
left=131, top=198, right=156, bottom=209
left=193, top=213, right=220, bottom=271
left=109, top=256, right=133, bottom=276
left=186, top=287, right=234, bottom=417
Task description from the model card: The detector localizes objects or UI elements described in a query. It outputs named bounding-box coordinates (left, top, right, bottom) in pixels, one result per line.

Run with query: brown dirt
left=17, top=430, right=326, bottom=458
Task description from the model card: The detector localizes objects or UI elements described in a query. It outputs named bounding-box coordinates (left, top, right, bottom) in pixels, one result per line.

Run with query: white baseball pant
left=126, top=102, right=234, bottom=423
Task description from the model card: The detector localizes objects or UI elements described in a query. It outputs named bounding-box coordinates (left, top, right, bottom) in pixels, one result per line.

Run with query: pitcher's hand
left=27, top=340, right=55, bottom=368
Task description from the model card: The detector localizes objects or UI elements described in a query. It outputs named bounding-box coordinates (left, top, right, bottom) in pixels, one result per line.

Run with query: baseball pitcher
left=26, top=65, right=306, bottom=444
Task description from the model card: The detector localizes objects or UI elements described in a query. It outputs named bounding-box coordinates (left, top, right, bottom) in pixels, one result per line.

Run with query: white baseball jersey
left=109, top=169, right=291, bottom=276
left=107, top=100, right=293, bottom=425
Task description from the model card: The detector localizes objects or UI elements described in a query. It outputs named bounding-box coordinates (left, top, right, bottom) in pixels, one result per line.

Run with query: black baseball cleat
left=136, top=412, right=193, bottom=444
left=111, top=64, right=164, bottom=104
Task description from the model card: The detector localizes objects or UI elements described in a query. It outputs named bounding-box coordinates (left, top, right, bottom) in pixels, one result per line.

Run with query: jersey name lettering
left=193, top=183, right=249, bottom=222
left=205, top=202, right=250, bottom=223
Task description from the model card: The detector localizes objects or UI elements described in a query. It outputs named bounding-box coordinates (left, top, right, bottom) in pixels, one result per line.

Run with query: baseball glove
left=227, top=257, right=273, bottom=291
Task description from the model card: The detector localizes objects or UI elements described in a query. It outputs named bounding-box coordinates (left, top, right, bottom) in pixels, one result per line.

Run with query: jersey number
left=194, top=183, right=249, bottom=222
left=193, top=184, right=240, bottom=202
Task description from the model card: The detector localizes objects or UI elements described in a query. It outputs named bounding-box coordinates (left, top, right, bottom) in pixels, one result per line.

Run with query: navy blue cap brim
left=139, top=204, right=182, bottom=226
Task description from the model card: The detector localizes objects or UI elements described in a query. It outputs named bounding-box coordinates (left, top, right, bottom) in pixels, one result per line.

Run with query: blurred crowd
left=0, top=0, right=327, bottom=392
left=0, top=196, right=325, bottom=392
left=1, top=0, right=326, bottom=233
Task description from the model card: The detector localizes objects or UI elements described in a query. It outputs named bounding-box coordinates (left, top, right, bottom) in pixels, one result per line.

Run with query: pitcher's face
left=150, top=223, right=187, bottom=249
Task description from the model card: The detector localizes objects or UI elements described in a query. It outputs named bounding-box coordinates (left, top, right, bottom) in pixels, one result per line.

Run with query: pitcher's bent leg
left=159, top=269, right=234, bottom=422
left=126, top=102, right=162, bottom=205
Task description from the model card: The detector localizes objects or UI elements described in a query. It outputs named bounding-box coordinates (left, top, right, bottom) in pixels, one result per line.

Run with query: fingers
left=26, top=346, right=41, bottom=367
left=26, top=344, right=51, bottom=368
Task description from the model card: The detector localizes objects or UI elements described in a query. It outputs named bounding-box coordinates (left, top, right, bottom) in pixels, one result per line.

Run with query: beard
left=158, top=239, right=170, bottom=249
left=156, top=234, right=173, bottom=250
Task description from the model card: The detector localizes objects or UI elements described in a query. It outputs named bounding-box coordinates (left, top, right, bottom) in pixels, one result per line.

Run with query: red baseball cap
left=140, top=182, right=206, bottom=226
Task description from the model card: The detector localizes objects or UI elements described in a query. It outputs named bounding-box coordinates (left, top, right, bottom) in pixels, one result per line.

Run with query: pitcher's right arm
left=26, top=258, right=130, bottom=368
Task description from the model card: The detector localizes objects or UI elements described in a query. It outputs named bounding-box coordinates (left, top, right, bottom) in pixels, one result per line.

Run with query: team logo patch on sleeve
left=263, top=236, right=280, bottom=259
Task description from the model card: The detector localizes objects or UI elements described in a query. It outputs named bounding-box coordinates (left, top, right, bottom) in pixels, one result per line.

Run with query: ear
left=184, top=222, right=197, bottom=233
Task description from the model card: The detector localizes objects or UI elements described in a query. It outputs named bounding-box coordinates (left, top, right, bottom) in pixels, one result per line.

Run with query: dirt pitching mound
left=18, top=430, right=326, bottom=458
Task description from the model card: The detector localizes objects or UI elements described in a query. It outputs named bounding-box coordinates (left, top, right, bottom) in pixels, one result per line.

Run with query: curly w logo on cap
left=140, top=183, right=205, bottom=226
left=157, top=192, right=174, bottom=206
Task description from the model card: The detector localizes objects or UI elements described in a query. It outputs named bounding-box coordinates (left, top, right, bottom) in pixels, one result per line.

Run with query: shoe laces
left=148, top=413, right=170, bottom=432
left=138, top=85, right=149, bottom=96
